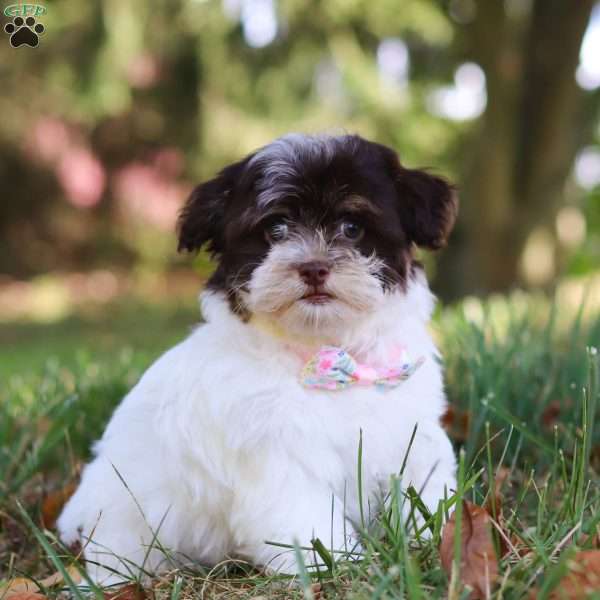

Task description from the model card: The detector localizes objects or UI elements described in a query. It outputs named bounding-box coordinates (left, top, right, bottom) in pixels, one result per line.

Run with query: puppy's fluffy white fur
left=58, top=274, right=456, bottom=584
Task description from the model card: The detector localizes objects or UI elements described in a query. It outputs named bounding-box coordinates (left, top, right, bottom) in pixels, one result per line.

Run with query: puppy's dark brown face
left=178, top=134, right=457, bottom=332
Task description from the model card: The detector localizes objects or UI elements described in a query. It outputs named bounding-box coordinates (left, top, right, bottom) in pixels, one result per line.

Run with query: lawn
left=1, top=290, right=599, bottom=599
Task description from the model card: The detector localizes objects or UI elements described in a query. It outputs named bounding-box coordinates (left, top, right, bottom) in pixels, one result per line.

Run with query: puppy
left=58, top=133, right=458, bottom=584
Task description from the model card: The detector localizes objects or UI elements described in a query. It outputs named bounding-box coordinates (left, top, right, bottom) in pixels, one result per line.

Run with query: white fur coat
left=58, top=275, right=456, bottom=584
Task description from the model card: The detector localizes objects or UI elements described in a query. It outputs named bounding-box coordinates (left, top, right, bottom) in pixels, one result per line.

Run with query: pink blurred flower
left=24, top=117, right=71, bottom=162
left=57, top=148, right=106, bottom=208
left=126, top=53, right=161, bottom=89
left=24, top=116, right=107, bottom=209
left=153, top=147, right=185, bottom=178
left=113, top=161, right=190, bottom=230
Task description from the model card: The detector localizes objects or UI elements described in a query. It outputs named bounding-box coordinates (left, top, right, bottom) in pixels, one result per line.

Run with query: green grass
left=0, top=297, right=199, bottom=377
left=1, top=292, right=599, bottom=598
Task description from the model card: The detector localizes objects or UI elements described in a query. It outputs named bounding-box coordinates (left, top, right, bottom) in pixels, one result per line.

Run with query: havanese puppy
left=58, top=133, right=458, bottom=584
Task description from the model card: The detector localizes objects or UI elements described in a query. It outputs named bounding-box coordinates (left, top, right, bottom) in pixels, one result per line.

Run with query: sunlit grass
left=1, top=290, right=599, bottom=598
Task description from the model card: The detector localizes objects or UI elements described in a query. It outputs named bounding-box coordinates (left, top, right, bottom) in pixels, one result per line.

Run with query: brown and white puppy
left=59, top=133, right=458, bottom=584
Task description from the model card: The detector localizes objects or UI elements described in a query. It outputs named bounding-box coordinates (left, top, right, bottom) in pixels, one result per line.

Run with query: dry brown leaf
left=41, top=482, right=77, bottom=530
left=484, top=467, right=516, bottom=559
left=590, top=446, right=600, bottom=472
left=104, top=583, right=148, bottom=600
left=548, top=550, right=600, bottom=599
left=0, top=580, right=46, bottom=599
left=578, top=531, right=600, bottom=549
left=541, top=400, right=562, bottom=430
left=509, top=531, right=534, bottom=558
left=2, top=593, right=47, bottom=600
left=440, top=406, right=455, bottom=429
left=493, top=467, right=511, bottom=499
left=440, top=500, right=499, bottom=599
left=0, top=566, right=81, bottom=600
left=541, top=398, right=574, bottom=433
left=485, top=467, right=510, bottom=520
left=480, top=467, right=534, bottom=561
left=441, top=407, right=472, bottom=443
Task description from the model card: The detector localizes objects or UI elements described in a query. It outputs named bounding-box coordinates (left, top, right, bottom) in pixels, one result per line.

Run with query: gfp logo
left=3, top=4, right=46, bottom=47
left=4, top=4, right=46, bottom=17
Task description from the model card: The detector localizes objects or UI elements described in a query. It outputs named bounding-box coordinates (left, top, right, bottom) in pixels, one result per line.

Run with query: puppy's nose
left=298, top=261, right=330, bottom=286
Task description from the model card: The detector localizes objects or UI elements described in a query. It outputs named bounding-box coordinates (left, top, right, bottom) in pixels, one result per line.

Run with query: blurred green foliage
left=0, top=0, right=598, bottom=296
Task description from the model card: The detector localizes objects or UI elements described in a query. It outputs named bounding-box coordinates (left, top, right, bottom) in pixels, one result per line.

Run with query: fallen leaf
left=509, top=531, right=534, bottom=558
left=484, top=467, right=515, bottom=559
left=41, top=482, right=77, bottom=530
left=485, top=467, right=510, bottom=519
left=0, top=580, right=46, bottom=600
left=1, top=593, right=47, bottom=600
left=104, top=583, right=147, bottom=600
left=0, top=567, right=81, bottom=600
left=578, top=531, right=600, bottom=549
left=590, top=446, right=600, bottom=472
left=441, top=407, right=472, bottom=442
left=548, top=550, right=600, bottom=599
left=440, top=500, right=499, bottom=599
left=541, top=400, right=562, bottom=430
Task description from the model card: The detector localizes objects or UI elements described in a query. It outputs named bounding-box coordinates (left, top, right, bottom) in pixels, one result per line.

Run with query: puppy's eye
left=265, top=221, right=289, bottom=243
left=340, top=220, right=364, bottom=241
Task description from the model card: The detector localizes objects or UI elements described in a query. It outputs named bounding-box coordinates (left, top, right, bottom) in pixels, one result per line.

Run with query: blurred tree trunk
left=436, top=0, right=594, bottom=299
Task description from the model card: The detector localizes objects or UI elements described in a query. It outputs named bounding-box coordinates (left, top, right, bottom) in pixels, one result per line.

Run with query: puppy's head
left=178, top=134, right=457, bottom=336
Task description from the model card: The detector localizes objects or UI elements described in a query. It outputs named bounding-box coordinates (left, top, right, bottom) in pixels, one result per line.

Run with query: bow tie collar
left=301, top=345, right=425, bottom=391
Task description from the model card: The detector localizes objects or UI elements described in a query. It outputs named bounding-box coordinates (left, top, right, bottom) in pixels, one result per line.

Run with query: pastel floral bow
left=301, top=345, right=425, bottom=391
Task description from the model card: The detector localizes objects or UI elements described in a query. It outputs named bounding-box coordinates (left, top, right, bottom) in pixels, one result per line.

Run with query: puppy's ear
left=177, top=158, right=250, bottom=255
left=396, top=167, right=458, bottom=250
left=377, top=143, right=458, bottom=250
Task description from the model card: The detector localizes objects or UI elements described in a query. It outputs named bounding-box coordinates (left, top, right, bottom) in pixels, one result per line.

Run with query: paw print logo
left=4, top=15, right=44, bottom=47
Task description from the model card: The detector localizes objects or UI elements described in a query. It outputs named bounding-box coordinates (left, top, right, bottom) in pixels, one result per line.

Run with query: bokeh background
left=1, top=0, right=600, bottom=373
